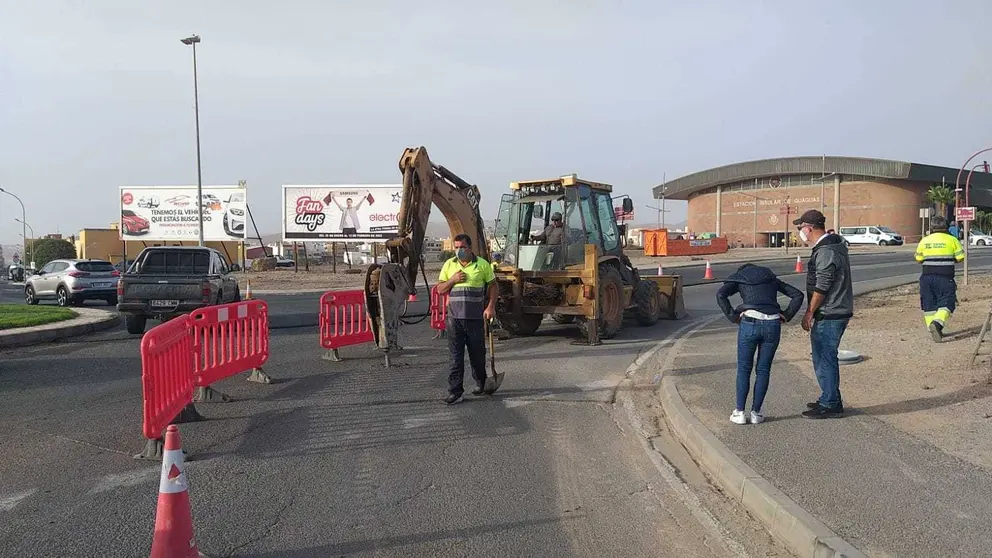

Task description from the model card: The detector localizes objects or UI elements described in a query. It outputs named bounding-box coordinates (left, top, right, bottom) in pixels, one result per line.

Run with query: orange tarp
left=643, top=229, right=729, bottom=257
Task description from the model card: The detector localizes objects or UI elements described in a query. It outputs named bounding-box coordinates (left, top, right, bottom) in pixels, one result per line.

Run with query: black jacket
left=805, top=233, right=854, bottom=320
left=716, top=264, right=804, bottom=324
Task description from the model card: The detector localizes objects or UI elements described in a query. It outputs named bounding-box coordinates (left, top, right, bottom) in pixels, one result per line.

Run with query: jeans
left=736, top=318, right=782, bottom=412
left=810, top=318, right=849, bottom=410
left=447, top=317, right=487, bottom=396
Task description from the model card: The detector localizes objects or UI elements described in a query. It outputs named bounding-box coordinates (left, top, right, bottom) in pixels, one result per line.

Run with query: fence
left=319, top=289, right=374, bottom=361
left=136, top=301, right=272, bottom=460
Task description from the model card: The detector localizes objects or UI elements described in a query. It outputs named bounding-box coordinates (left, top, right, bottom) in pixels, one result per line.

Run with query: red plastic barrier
left=430, top=286, right=448, bottom=332
left=191, top=300, right=270, bottom=387
left=140, top=317, right=195, bottom=440
left=319, top=290, right=374, bottom=349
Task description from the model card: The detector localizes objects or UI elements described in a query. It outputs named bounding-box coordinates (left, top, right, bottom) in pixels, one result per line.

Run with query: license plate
left=150, top=300, right=179, bottom=308
left=92, top=282, right=111, bottom=288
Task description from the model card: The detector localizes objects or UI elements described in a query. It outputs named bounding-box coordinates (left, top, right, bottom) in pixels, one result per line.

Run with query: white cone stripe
left=159, top=449, right=189, bottom=494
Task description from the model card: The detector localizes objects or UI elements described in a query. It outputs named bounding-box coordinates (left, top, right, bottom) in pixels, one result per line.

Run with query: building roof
left=656, top=156, right=992, bottom=204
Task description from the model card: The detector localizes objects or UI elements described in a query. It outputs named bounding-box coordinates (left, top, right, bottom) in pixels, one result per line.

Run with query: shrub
left=28, top=239, right=77, bottom=268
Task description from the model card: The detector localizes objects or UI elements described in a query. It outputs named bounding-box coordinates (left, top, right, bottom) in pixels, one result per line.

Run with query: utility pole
left=181, top=34, right=205, bottom=246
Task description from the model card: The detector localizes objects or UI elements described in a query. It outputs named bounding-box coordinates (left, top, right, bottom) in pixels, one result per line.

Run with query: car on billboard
left=121, top=209, right=150, bottom=235
left=201, top=194, right=222, bottom=211
left=224, top=192, right=246, bottom=237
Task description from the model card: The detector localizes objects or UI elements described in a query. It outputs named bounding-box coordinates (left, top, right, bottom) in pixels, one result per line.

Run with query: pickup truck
left=117, top=246, right=242, bottom=334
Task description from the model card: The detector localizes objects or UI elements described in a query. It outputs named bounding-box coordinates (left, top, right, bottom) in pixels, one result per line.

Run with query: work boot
left=929, top=322, right=944, bottom=343
left=445, top=393, right=463, bottom=405
left=471, top=385, right=485, bottom=396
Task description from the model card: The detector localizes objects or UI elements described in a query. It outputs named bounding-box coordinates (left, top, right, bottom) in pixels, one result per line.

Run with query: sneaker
left=929, top=322, right=944, bottom=343
left=801, top=405, right=843, bottom=419
left=445, top=393, right=463, bottom=405
left=750, top=410, right=765, bottom=424
left=807, top=401, right=844, bottom=412
left=471, top=385, right=485, bottom=395
left=729, top=410, right=749, bottom=425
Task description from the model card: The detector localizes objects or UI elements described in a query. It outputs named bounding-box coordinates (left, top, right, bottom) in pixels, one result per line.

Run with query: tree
left=27, top=238, right=77, bottom=268
left=976, top=210, right=992, bottom=234
left=926, top=184, right=955, bottom=220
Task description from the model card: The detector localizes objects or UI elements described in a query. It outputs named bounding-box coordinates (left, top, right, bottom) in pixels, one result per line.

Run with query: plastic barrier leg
left=134, top=404, right=203, bottom=460
left=193, top=385, right=231, bottom=403
left=321, top=349, right=342, bottom=362
left=246, top=367, right=272, bottom=384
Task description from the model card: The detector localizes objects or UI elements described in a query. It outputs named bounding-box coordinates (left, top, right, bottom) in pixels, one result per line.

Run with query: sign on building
left=614, top=207, right=634, bottom=222
left=118, top=186, right=247, bottom=241
left=956, top=206, right=977, bottom=221
left=282, top=185, right=402, bottom=242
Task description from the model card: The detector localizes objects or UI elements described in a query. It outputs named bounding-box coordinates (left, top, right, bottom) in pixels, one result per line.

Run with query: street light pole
left=0, top=187, right=29, bottom=265
left=15, top=218, right=35, bottom=266
left=955, top=146, right=992, bottom=286
left=737, top=191, right=765, bottom=249
left=181, top=34, right=205, bottom=246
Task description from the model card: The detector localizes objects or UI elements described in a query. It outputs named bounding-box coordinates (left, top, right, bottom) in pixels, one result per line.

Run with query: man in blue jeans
left=793, top=210, right=854, bottom=419
left=717, top=264, right=804, bottom=425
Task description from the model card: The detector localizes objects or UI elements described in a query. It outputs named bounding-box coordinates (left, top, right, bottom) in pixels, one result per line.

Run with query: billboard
left=282, top=185, right=402, bottom=242
left=119, top=186, right=247, bottom=241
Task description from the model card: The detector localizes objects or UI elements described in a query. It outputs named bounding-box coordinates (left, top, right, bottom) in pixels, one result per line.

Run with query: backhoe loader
left=364, top=146, right=686, bottom=356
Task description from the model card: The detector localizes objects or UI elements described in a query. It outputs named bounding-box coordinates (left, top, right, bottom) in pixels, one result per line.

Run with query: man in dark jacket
left=793, top=209, right=854, bottom=419
left=717, top=264, right=804, bottom=425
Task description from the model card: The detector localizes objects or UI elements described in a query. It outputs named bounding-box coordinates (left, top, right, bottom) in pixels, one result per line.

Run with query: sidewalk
left=664, top=277, right=992, bottom=557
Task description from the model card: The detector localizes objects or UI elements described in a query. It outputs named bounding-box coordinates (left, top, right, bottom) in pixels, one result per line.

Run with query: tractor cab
left=494, top=175, right=633, bottom=272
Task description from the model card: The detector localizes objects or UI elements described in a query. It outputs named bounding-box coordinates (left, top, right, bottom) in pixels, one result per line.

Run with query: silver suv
left=25, top=259, right=121, bottom=307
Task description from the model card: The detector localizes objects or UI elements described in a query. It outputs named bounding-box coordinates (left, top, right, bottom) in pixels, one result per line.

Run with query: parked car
left=7, top=263, right=25, bottom=282
left=224, top=192, right=246, bottom=237
left=970, top=230, right=992, bottom=246
left=24, top=259, right=121, bottom=307
left=116, top=246, right=241, bottom=334
left=275, top=257, right=295, bottom=268
left=121, top=209, right=150, bottom=235
left=838, top=226, right=904, bottom=246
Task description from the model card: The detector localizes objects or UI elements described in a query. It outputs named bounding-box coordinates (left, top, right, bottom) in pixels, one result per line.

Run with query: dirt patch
left=235, top=263, right=445, bottom=292
left=777, top=273, right=992, bottom=471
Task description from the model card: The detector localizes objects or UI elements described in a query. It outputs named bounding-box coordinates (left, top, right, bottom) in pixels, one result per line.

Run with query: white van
left=838, top=226, right=904, bottom=246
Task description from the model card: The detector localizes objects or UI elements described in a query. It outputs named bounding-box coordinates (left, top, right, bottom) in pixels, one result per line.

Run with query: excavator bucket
left=644, top=275, right=687, bottom=320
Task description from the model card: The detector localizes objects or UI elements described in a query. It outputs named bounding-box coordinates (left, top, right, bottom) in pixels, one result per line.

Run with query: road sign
left=919, top=207, right=931, bottom=218
left=956, top=206, right=976, bottom=221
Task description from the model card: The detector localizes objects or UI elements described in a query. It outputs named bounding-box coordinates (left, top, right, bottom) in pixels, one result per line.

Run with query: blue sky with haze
left=1, top=0, right=990, bottom=243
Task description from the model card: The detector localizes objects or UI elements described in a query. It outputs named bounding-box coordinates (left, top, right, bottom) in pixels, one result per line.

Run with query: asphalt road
left=2, top=247, right=991, bottom=556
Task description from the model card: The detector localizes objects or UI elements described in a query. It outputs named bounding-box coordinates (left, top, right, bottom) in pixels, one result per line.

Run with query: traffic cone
left=795, top=255, right=803, bottom=273
left=407, top=293, right=417, bottom=302
left=703, top=260, right=714, bottom=280
left=150, top=425, right=199, bottom=558
left=245, top=277, right=252, bottom=300
left=657, top=263, right=664, bottom=276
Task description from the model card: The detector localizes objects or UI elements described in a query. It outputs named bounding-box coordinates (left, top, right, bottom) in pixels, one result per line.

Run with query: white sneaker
left=730, top=410, right=748, bottom=425
left=750, top=410, right=765, bottom=424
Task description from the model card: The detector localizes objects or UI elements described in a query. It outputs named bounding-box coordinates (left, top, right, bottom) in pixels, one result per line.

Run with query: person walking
left=436, top=234, right=498, bottom=405
left=793, top=210, right=854, bottom=419
left=717, top=264, right=804, bottom=425
left=914, top=215, right=965, bottom=342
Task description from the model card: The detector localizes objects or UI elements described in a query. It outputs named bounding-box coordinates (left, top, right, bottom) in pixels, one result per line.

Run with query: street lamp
left=955, top=146, right=992, bottom=286
left=15, top=218, right=35, bottom=268
left=1, top=188, right=29, bottom=265
left=181, top=33, right=205, bottom=246
left=735, top=191, right=768, bottom=249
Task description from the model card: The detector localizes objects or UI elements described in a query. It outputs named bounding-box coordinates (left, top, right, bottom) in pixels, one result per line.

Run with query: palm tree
left=926, top=184, right=955, bottom=220
left=975, top=210, right=992, bottom=235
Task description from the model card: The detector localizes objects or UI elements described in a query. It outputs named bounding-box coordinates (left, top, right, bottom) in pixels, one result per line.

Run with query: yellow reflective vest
left=915, top=232, right=964, bottom=277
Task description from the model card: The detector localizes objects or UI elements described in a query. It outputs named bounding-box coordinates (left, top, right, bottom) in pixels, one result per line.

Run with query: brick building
left=655, top=156, right=992, bottom=247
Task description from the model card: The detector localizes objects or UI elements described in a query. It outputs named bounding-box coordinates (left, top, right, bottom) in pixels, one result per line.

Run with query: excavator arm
left=364, top=146, right=489, bottom=364
left=385, top=146, right=489, bottom=295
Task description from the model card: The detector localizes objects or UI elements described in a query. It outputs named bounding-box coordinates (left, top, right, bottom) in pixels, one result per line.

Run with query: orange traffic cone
left=795, top=255, right=803, bottom=273
left=150, top=425, right=199, bottom=558
left=657, top=263, right=664, bottom=276
left=703, top=260, right=714, bottom=280
left=245, top=277, right=252, bottom=300
left=407, top=293, right=417, bottom=302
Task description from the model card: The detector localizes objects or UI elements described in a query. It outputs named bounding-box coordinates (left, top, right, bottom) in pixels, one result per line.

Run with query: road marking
left=87, top=467, right=160, bottom=495
left=401, top=411, right=452, bottom=429
left=0, top=489, right=38, bottom=512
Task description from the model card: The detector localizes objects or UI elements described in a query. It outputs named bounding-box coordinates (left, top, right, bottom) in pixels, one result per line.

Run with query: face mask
left=456, top=248, right=468, bottom=260
left=799, top=228, right=809, bottom=243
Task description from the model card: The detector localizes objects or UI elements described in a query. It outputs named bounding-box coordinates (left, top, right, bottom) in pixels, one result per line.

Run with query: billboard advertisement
left=119, top=186, right=247, bottom=241
left=282, top=185, right=402, bottom=242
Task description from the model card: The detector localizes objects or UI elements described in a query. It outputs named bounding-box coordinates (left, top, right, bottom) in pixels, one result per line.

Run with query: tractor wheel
left=578, top=264, right=624, bottom=340
left=632, top=280, right=663, bottom=326
left=500, top=313, right=544, bottom=336
left=551, top=313, right=575, bottom=324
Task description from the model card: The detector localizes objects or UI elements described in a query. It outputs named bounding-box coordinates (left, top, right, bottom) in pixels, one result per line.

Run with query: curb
left=0, top=311, right=121, bottom=349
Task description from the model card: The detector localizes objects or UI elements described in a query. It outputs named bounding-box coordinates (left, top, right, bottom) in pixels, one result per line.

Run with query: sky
left=1, top=0, right=990, bottom=245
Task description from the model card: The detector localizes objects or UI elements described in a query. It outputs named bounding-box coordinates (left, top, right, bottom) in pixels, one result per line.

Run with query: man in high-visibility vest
left=915, top=215, right=965, bottom=342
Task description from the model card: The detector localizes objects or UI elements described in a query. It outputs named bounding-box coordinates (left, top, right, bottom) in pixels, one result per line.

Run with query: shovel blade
left=484, top=372, right=504, bottom=395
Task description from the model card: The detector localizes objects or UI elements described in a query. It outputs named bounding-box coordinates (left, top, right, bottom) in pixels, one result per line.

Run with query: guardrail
left=319, top=289, right=374, bottom=361
left=136, top=300, right=272, bottom=460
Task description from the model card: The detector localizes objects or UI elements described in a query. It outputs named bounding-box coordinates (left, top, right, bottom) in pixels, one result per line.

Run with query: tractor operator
left=531, top=212, right=564, bottom=245
left=914, top=215, right=965, bottom=342
left=437, top=234, right=498, bottom=405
